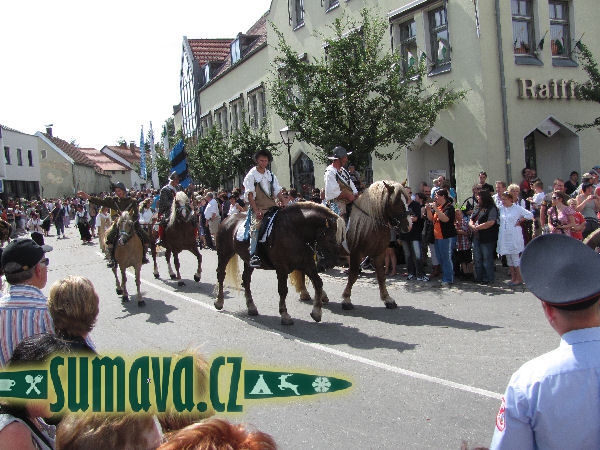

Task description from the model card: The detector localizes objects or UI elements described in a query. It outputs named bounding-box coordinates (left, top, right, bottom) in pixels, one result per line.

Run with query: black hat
left=169, top=171, right=180, bottom=181
left=521, top=234, right=600, bottom=306
left=1, top=238, right=51, bottom=274
left=253, top=149, right=273, bottom=163
left=327, top=146, right=352, bottom=160
left=30, top=232, right=53, bottom=252
left=113, top=182, right=127, bottom=192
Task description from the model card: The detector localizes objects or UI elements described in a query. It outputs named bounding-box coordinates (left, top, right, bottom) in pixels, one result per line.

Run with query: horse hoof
left=299, top=296, right=312, bottom=303
left=194, top=275, right=200, bottom=282
left=138, top=300, right=146, bottom=307
left=153, top=273, right=160, bottom=279
left=248, top=308, right=259, bottom=316
left=177, top=280, right=185, bottom=287
left=342, top=302, right=354, bottom=310
left=321, top=295, right=330, bottom=304
left=385, top=301, right=398, bottom=309
left=310, top=311, right=322, bottom=323
left=281, top=317, right=294, bottom=325
left=214, top=301, right=223, bottom=311
left=170, top=274, right=177, bottom=280
left=122, top=296, right=129, bottom=303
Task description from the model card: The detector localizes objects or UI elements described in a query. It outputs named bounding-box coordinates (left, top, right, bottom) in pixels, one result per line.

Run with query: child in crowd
left=454, top=208, right=473, bottom=279
left=528, top=180, right=546, bottom=236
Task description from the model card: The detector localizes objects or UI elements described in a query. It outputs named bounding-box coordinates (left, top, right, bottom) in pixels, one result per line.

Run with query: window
left=249, top=95, right=259, bottom=129
left=230, top=99, right=243, bottom=133
left=40, top=149, right=47, bottom=159
left=429, top=5, right=451, bottom=73
left=399, top=18, right=418, bottom=73
left=215, top=107, right=228, bottom=135
left=512, top=0, right=535, bottom=56
left=248, top=88, right=266, bottom=129
left=27, top=150, right=33, bottom=166
left=549, top=1, right=571, bottom=59
left=3, top=147, right=10, bottom=165
left=200, top=114, right=213, bottom=137
left=231, top=39, right=241, bottom=65
left=17, top=149, right=23, bottom=166
left=294, top=0, right=304, bottom=28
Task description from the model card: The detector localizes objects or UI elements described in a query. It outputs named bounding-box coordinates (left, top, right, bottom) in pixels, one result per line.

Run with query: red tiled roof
left=45, top=134, right=105, bottom=174
left=79, top=148, right=127, bottom=172
left=188, top=39, right=233, bottom=66
left=104, top=145, right=142, bottom=165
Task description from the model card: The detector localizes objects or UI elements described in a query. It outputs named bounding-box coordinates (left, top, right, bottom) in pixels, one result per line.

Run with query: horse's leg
left=151, top=241, right=159, bottom=279
left=372, top=253, right=396, bottom=308
left=136, top=265, right=145, bottom=307
left=341, top=253, right=362, bottom=310
left=298, top=273, right=312, bottom=303
left=277, top=270, right=293, bottom=325
left=189, top=246, right=202, bottom=282
left=305, top=268, right=324, bottom=323
left=112, top=265, right=123, bottom=296
left=120, top=266, right=129, bottom=302
left=242, top=265, right=258, bottom=316
left=166, top=250, right=176, bottom=280
left=174, top=252, right=184, bottom=286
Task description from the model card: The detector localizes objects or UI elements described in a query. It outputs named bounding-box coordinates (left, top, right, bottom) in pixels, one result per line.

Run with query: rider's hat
left=169, top=171, right=180, bottom=181
left=113, top=182, right=127, bottom=192
left=253, top=149, right=273, bottom=163
left=328, top=146, right=352, bottom=160
left=521, top=234, right=600, bottom=308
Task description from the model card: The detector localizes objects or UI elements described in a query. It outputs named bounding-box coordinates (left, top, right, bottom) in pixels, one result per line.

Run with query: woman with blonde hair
left=547, top=191, right=577, bottom=237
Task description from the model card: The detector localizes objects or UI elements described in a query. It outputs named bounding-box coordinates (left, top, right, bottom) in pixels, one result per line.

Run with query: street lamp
left=280, top=126, right=296, bottom=187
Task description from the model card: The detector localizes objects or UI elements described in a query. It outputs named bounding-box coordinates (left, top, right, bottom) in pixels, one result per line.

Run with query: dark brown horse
left=342, top=180, right=410, bottom=310
left=215, top=202, right=345, bottom=325
left=152, top=192, right=202, bottom=286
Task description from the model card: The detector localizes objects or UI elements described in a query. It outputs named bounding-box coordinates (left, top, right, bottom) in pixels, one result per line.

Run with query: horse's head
left=117, top=211, right=135, bottom=246
left=381, top=181, right=411, bottom=234
left=169, top=191, right=192, bottom=226
left=311, top=206, right=346, bottom=272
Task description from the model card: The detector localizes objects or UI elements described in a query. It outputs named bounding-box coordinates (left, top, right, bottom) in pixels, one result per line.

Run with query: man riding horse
left=324, top=146, right=359, bottom=222
left=243, top=149, right=286, bottom=268
left=156, top=171, right=180, bottom=246
left=77, top=182, right=150, bottom=267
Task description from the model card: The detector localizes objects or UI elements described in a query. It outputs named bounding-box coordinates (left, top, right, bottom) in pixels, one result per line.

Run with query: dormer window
left=231, top=39, right=241, bottom=64
left=204, top=63, right=211, bottom=83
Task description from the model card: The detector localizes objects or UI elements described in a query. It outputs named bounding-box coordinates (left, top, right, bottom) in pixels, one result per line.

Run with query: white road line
left=138, top=273, right=503, bottom=401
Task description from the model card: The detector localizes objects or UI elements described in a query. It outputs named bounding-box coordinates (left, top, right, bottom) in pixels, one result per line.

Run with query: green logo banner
left=244, top=370, right=351, bottom=399
left=0, top=370, right=48, bottom=399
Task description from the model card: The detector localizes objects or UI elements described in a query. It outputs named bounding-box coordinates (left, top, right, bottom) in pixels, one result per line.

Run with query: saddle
left=257, top=206, right=280, bottom=243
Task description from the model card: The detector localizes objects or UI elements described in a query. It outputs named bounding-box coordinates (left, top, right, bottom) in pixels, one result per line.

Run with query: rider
left=243, top=149, right=286, bottom=268
left=156, top=171, right=180, bottom=246
left=324, top=146, right=359, bottom=222
left=77, top=182, right=150, bottom=267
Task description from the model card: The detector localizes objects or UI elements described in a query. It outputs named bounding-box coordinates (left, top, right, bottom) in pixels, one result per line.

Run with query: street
left=41, top=226, right=556, bottom=449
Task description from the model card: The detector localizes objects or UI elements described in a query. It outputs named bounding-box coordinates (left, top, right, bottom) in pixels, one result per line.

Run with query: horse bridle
left=305, top=217, right=337, bottom=265
left=351, top=196, right=411, bottom=230
left=118, top=219, right=134, bottom=244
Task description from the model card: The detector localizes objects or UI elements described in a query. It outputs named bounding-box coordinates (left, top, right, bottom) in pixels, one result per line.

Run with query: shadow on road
left=115, top=295, right=178, bottom=324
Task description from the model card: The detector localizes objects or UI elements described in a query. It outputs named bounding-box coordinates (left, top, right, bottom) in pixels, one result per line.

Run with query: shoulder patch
left=496, top=396, right=506, bottom=432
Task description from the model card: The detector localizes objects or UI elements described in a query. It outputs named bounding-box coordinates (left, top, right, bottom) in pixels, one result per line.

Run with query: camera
left=550, top=218, right=561, bottom=227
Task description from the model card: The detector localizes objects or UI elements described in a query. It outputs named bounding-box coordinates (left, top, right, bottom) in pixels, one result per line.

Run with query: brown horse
left=342, top=180, right=410, bottom=310
left=215, top=202, right=345, bottom=325
left=112, top=211, right=144, bottom=306
left=584, top=227, right=600, bottom=252
left=152, top=192, right=202, bottom=286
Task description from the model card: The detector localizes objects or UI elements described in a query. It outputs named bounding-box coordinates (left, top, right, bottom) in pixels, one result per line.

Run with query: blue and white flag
left=149, top=122, right=159, bottom=189
left=139, top=125, right=146, bottom=179
left=169, top=139, right=191, bottom=188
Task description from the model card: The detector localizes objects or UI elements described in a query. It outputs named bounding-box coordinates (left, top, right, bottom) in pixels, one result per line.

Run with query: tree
left=229, top=119, right=279, bottom=178
left=269, top=9, right=466, bottom=166
left=574, top=41, right=600, bottom=131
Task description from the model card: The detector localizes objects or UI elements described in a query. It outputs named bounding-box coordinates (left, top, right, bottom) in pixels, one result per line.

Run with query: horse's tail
left=223, top=255, right=243, bottom=291
left=335, top=216, right=346, bottom=245
left=289, top=270, right=305, bottom=293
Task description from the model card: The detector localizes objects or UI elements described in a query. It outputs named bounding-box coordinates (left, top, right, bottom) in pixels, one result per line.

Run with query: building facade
left=0, top=125, right=41, bottom=203
left=183, top=0, right=599, bottom=201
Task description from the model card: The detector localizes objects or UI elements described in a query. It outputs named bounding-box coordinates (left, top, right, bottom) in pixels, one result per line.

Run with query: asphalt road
left=40, top=226, right=557, bottom=449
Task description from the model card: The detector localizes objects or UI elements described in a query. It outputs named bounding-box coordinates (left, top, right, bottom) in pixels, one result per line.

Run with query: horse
left=214, top=202, right=346, bottom=325
left=152, top=191, right=202, bottom=286
left=112, top=211, right=145, bottom=306
left=341, top=180, right=411, bottom=310
left=584, top=227, right=600, bottom=252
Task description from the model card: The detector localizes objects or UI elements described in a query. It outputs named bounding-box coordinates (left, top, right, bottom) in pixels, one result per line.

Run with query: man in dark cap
left=0, top=238, right=53, bottom=366
left=156, top=171, right=180, bottom=245
left=491, top=234, right=600, bottom=449
left=77, top=183, right=150, bottom=267
left=324, top=146, right=358, bottom=221
left=242, top=149, right=286, bottom=268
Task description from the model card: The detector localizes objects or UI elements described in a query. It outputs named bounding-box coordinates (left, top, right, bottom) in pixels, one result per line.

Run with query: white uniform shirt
left=243, top=167, right=282, bottom=203
left=324, top=164, right=357, bottom=201
left=204, top=198, right=220, bottom=221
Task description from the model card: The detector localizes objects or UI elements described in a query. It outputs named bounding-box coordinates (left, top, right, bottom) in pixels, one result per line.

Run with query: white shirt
left=139, top=207, right=154, bottom=225
left=324, top=164, right=357, bottom=201
left=204, top=198, right=220, bottom=221
left=243, top=166, right=282, bottom=202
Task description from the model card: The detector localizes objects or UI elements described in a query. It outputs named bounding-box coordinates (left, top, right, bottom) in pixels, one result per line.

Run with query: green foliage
left=229, top=119, right=279, bottom=177
left=574, top=41, right=600, bottom=131
left=269, top=8, right=466, bottom=166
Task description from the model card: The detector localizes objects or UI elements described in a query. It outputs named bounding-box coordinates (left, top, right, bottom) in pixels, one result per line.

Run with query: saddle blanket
left=235, top=210, right=279, bottom=243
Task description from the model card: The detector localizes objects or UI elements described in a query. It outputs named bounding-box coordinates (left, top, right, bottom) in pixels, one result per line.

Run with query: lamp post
left=280, top=126, right=296, bottom=187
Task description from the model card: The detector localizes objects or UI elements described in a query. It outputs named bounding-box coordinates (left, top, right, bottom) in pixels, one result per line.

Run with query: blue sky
left=0, top=0, right=272, bottom=148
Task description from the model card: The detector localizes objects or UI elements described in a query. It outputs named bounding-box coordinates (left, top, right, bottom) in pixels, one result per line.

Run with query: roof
left=104, top=144, right=142, bottom=165
left=79, top=148, right=128, bottom=172
left=187, top=38, right=233, bottom=66
left=44, top=134, right=105, bottom=174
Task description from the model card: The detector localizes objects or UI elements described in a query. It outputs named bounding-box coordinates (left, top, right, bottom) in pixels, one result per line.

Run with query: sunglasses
left=551, top=196, right=560, bottom=199
left=38, top=257, right=49, bottom=267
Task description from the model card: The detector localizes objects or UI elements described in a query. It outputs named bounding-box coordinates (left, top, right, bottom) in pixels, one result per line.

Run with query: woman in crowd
left=74, top=204, right=92, bottom=244
left=575, top=182, right=600, bottom=238
left=26, top=211, right=43, bottom=233
left=497, top=191, right=533, bottom=286
left=469, top=189, right=499, bottom=285
left=425, top=188, right=456, bottom=287
left=547, top=191, right=577, bottom=236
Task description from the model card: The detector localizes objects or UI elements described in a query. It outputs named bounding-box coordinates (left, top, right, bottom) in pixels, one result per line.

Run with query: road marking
left=138, top=275, right=502, bottom=401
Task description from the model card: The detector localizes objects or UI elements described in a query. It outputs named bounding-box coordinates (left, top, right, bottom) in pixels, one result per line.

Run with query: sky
left=0, top=0, right=272, bottom=149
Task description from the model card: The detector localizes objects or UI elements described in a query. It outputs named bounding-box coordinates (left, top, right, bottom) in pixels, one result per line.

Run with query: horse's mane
left=118, top=211, right=132, bottom=224
left=168, top=191, right=189, bottom=227
left=348, top=180, right=408, bottom=241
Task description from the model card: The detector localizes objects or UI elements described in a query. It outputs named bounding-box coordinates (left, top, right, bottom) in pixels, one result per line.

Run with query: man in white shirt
left=242, top=149, right=286, bottom=268
left=203, top=192, right=221, bottom=243
left=324, top=146, right=358, bottom=221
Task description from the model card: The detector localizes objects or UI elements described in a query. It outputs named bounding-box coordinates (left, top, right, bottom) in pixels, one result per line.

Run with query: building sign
left=517, top=78, right=577, bottom=100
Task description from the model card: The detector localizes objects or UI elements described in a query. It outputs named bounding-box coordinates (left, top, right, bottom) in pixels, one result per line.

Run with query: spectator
left=497, top=191, right=533, bottom=286
left=547, top=191, right=576, bottom=237
left=454, top=208, right=473, bottom=280
left=0, top=238, right=53, bottom=367
left=27, top=211, right=43, bottom=233
left=469, top=189, right=499, bottom=285
left=384, top=229, right=398, bottom=277
left=158, top=418, right=277, bottom=450
left=425, top=188, right=456, bottom=287
left=203, top=192, right=221, bottom=245
left=491, top=234, right=600, bottom=449
left=478, top=171, right=494, bottom=193
left=404, top=192, right=428, bottom=281
left=575, top=183, right=600, bottom=238
left=564, top=170, right=579, bottom=195
left=527, top=180, right=546, bottom=237
left=74, top=204, right=92, bottom=244
left=51, top=200, right=66, bottom=239
left=47, top=276, right=98, bottom=354
left=566, top=198, right=586, bottom=240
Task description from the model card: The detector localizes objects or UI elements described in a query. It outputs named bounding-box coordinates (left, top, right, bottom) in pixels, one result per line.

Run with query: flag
left=169, top=139, right=191, bottom=188
left=437, top=39, right=447, bottom=61
left=149, top=122, right=159, bottom=189
left=407, top=50, right=415, bottom=68
left=139, top=126, right=146, bottom=180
